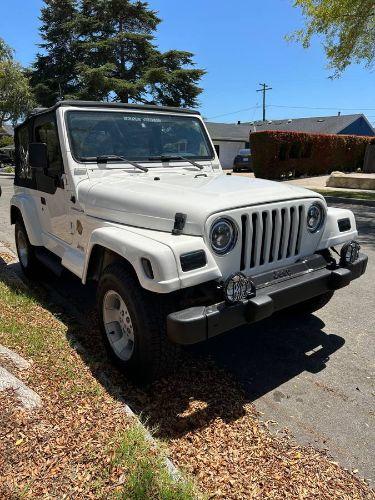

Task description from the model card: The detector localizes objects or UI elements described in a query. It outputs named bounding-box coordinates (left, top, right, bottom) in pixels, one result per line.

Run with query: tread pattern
left=97, top=262, right=180, bottom=381
left=14, top=220, right=40, bottom=278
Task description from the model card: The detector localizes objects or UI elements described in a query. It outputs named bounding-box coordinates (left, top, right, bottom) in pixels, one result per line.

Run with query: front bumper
left=167, top=253, right=368, bottom=345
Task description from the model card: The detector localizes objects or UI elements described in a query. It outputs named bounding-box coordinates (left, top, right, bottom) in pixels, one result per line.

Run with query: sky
left=1, top=0, right=374, bottom=126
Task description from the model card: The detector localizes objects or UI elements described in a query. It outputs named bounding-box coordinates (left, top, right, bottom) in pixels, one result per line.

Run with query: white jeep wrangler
left=9, top=101, right=367, bottom=380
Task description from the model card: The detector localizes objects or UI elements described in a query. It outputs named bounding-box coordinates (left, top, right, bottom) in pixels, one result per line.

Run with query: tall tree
left=0, top=38, right=13, bottom=61
left=289, top=0, right=375, bottom=76
left=0, top=38, right=34, bottom=127
left=31, top=0, right=80, bottom=106
left=32, top=0, right=205, bottom=107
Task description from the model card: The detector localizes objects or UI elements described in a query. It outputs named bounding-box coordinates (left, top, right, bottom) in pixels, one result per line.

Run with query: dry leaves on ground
left=0, top=254, right=373, bottom=499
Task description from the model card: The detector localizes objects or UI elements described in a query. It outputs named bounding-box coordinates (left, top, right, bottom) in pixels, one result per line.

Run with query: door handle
left=41, top=197, right=46, bottom=205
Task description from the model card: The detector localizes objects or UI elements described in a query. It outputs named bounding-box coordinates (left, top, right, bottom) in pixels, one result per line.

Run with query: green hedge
left=249, top=130, right=375, bottom=180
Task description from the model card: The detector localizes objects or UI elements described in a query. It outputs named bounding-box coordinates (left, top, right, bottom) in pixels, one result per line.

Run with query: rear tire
left=14, top=219, right=40, bottom=278
left=288, top=291, right=334, bottom=315
left=97, top=262, right=180, bottom=382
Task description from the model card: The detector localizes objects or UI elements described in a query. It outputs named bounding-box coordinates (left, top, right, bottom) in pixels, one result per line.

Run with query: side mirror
left=29, top=143, right=48, bottom=170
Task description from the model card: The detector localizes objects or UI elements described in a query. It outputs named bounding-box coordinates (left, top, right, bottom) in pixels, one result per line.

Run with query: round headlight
left=210, top=218, right=237, bottom=255
left=307, top=202, right=324, bottom=233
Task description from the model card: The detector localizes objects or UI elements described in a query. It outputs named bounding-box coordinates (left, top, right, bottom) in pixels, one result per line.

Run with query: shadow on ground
left=0, top=257, right=344, bottom=441
left=336, top=203, right=375, bottom=249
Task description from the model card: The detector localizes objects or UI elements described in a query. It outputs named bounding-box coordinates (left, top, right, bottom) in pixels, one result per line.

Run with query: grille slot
left=244, top=204, right=305, bottom=270
left=240, top=214, right=248, bottom=271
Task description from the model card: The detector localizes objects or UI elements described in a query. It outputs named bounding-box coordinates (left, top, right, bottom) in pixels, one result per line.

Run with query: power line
left=207, top=105, right=260, bottom=120
left=257, top=83, right=272, bottom=121
left=269, top=104, right=375, bottom=112
left=207, top=104, right=375, bottom=122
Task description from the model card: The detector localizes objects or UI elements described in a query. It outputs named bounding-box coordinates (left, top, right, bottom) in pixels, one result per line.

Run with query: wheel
left=288, top=291, right=334, bottom=315
left=14, top=219, right=40, bottom=278
left=97, top=262, right=180, bottom=381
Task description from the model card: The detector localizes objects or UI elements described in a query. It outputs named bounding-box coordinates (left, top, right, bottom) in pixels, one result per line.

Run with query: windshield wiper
left=96, top=155, right=148, bottom=172
left=149, top=155, right=203, bottom=170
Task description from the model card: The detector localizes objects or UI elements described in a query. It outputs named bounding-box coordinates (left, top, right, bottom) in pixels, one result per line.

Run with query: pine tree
left=76, top=0, right=160, bottom=102
left=32, top=0, right=205, bottom=108
left=31, top=0, right=80, bottom=106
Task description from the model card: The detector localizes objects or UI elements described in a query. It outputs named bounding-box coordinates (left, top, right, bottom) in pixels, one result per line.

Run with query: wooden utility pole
left=257, top=83, right=272, bottom=121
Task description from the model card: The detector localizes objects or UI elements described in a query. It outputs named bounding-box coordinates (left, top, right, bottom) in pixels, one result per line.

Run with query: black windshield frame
left=65, top=110, right=215, bottom=164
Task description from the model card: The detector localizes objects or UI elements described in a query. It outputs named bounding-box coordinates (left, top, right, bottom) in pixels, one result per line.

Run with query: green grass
left=112, top=425, right=197, bottom=500
left=312, top=188, right=375, bottom=201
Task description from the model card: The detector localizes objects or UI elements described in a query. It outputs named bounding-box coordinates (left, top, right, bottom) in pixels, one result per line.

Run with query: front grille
left=240, top=204, right=305, bottom=271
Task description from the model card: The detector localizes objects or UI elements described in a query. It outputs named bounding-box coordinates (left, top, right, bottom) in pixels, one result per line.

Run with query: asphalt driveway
left=0, top=175, right=374, bottom=484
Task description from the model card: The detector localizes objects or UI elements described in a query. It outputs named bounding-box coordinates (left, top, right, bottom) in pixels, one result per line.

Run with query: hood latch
left=172, top=213, right=187, bottom=235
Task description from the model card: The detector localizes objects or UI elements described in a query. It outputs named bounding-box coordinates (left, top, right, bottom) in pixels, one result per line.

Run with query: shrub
left=0, top=134, right=13, bottom=148
left=250, top=130, right=375, bottom=179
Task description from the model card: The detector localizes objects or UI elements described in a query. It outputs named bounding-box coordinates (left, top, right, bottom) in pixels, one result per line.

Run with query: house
left=205, top=114, right=375, bottom=169
left=205, top=122, right=251, bottom=169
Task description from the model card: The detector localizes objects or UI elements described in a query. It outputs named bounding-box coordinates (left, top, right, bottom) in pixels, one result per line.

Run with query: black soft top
left=28, top=100, right=200, bottom=119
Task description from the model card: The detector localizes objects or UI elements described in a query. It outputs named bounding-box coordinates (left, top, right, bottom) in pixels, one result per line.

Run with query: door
left=33, top=115, right=73, bottom=245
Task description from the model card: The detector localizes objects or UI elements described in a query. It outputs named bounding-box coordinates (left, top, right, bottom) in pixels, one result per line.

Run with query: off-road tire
left=14, top=219, right=40, bottom=278
left=288, top=291, right=335, bottom=315
left=97, top=262, right=180, bottom=382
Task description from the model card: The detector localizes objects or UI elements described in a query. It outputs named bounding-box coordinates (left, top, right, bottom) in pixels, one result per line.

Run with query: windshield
left=66, top=110, right=214, bottom=162
left=239, top=149, right=250, bottom=155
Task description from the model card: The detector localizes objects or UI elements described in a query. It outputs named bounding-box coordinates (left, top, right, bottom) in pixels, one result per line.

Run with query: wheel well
left=86, top=245, right=138, bottom=283
left=10, top=206, right=22, bottom=225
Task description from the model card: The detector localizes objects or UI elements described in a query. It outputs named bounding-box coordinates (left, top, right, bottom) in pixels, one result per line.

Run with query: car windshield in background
left=239, top=149, right=250, bottom=156
left=66, top=111, right=214, bottom=163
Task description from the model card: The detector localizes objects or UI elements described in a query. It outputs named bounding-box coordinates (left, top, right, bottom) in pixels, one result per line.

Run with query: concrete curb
left=324, top=196, right=375, bottom=207
left=0, top=172, right=14, bottom=178
left=0, top=243, right=182, bottom=482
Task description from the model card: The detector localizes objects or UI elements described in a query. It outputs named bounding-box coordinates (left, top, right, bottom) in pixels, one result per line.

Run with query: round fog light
left=340, top=241, right=360, bottom=266
left=224, top=273, right=255, bottom=304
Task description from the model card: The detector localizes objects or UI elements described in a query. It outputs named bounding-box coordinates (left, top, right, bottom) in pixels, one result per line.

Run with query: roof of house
left=205, top=122, right=251, bottom=141
left=243, top=114, right=372, bottom=134
left=206, top=114, right=374, bottom=140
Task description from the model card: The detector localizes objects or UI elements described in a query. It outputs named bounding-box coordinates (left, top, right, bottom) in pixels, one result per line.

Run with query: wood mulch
left=0, top=253, right=373, bottom=499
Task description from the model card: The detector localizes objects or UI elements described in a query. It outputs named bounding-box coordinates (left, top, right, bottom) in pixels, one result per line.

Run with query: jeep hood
left=77, top=171, right=323, bottom=235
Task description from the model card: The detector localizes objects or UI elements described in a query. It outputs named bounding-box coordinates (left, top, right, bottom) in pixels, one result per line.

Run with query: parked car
left=7, top=100, right=367, bottom=381
left=233, top=148, right=252, bottom=172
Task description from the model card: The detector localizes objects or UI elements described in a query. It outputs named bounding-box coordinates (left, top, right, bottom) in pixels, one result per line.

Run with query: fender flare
left=10, top=194, right=44, bottom=247
left=317, top=207, right=358, bottom=250
left=83, top=226, right=181, bottom=293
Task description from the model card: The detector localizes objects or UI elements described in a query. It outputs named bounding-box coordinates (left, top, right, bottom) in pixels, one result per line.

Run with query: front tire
left=14, top=220, right=40, bottom=278
left=97, top=262, right=180, bottom=381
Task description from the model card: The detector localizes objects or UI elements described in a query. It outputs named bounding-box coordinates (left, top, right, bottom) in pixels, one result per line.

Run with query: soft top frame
left=16, top=100, right=200, bottom=131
